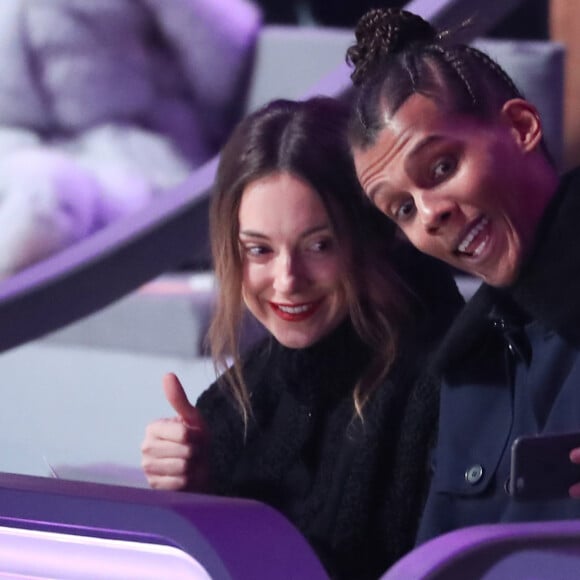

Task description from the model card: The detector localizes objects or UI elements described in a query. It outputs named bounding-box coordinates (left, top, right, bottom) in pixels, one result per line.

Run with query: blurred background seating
left=0, top=0, right=260, bottom=279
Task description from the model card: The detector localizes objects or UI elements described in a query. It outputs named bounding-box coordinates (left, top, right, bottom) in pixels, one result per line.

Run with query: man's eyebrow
left=368, top=184, right=384, bottom=204
left=367, top=135, right=447, bottom=202
left=407, top=134, right=446, bottom=161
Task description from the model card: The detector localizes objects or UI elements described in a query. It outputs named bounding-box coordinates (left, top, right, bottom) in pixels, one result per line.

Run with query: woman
left=347, top=7, right=580, bottom=544
left=142, top=96, right=462, bottom=578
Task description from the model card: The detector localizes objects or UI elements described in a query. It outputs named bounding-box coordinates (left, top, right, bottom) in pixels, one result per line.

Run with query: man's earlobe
left=501, top=98, right=543, bottom=152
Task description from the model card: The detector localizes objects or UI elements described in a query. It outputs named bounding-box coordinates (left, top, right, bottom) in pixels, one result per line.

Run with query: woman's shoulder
left=196, top=335, right=281, bottom=412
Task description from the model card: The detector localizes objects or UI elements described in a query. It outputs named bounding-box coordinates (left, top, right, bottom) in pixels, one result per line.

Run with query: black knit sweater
left=196, top=247, right=463, bottom=579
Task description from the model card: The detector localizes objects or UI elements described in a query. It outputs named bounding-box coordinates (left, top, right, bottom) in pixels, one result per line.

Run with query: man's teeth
left=458, top=217, right=489, bottom=253
left=278, top=304, right=311, bottom=314
left=473, top=240, right=487, bottom=257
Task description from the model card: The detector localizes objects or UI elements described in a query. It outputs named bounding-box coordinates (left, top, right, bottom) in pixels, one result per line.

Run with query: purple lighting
left=0, top=525, right=212, bottom=579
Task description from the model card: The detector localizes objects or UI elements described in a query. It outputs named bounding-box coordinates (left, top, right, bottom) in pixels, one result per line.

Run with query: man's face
left=353, top=94, right=550, bottom=287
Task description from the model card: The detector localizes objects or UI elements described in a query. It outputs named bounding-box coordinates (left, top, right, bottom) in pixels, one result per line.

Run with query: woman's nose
left=272, top=252, right=303, bottom=294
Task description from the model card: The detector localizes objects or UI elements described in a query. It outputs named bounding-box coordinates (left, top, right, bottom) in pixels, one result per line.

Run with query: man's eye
left=395, top=199, right=415, bottom=221
left=431, top=157, right=457, bottom=181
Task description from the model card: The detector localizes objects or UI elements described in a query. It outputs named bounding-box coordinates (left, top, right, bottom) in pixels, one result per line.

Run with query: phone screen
left=510, top=432, right=580, bottom=500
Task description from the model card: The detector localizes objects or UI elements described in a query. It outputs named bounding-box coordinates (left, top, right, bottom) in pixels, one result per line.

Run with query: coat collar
left=509, top=167, right=580, bottom=344
left=433, top=166, right=580, bottom=371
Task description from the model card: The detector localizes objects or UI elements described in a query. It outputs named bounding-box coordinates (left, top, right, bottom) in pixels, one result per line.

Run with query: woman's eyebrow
left=239, top=230, right=269, bottom=238
left=299, top=224, right=332, bottom=238
left=240, top=224, right=331, bottom=239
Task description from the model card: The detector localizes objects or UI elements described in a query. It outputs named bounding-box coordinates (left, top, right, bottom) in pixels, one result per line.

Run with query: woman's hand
left=141, top=373, right=210, bottom=492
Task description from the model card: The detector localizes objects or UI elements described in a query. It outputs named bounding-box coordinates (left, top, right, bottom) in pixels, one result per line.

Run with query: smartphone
left=509, top=431, right=580, bottom=500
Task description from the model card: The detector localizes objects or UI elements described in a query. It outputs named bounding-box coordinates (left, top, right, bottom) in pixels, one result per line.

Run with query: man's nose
left=416, top=193, right=454, bottom=234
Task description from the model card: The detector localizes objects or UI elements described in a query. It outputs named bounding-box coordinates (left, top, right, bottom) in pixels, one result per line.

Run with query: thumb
left=163, top=373, right=204, bottom=431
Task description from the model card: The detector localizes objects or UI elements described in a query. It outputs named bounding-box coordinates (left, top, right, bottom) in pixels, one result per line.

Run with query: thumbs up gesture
left=141, top=373, right=210, bottom=492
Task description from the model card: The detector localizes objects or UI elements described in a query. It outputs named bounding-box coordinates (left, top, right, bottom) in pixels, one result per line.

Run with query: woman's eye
left=431, top=156, right=457, bottom=181
left=309, top=238, right=335, bottom=252
left=243, top=245, right=270, bottom=258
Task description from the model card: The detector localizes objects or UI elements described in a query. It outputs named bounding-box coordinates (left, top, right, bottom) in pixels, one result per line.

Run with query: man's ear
left=500, top=98, right=543, bottom=153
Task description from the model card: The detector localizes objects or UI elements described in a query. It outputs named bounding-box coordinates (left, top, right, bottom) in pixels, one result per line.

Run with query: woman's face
left=353, top=93, right=550, bottom=287
left=238, top=172, right=349, bottom=349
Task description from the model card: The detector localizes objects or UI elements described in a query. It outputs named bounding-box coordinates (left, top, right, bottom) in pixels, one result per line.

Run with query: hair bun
left=347, top=8, right=437, bottom=86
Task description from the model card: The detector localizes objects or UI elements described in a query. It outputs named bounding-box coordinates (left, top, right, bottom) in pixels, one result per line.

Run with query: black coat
left=418, top=167, right=580, bottom=544
left=197, top=246, right=463, bottom=580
